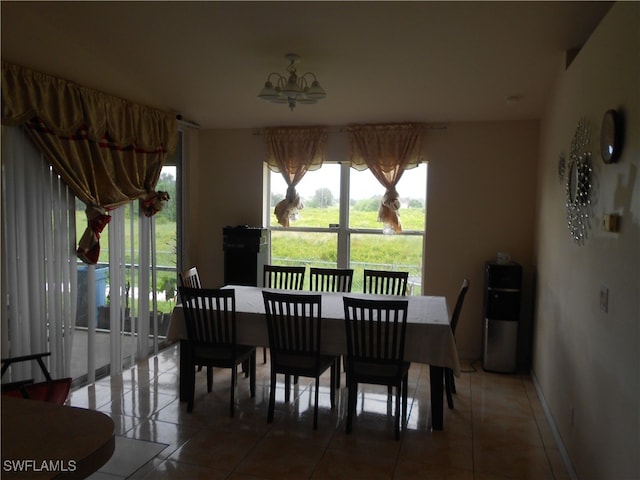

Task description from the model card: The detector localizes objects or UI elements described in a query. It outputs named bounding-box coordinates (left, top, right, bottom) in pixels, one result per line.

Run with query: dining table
left=167, top=284, right=460, bottom=431
left=1, top=395, right=115, bottom=479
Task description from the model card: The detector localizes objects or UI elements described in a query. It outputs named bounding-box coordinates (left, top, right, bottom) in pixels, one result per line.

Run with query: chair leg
left=267, top=369, right=276, bottom=423
left=450, top=369, right=457, bottom=394
left=285, top=373, right=291, bottom=402
left=230, top=366, right=236, bottom=417
left=346, top=380, right=356, bottom=434
left=207, top=367, right=213, bottom=393
left=187, top=367, right=196, bottom=413
left=330, top=362, right=336, bottom=409
left=394, top=382, right=401, bottom=440
left=263, top=347, right=267, bottom=363
left=402, top=375, right=408, bottom=431
left=249, top=352, right=256, bottom=397
left=445, top=368, right=454, bottom=409
left=313, top=377, right=320, bottom=430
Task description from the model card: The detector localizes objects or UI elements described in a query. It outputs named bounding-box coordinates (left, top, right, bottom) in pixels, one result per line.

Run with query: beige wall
left=182, top=129, right=264, bottom=287
left=185, top=120, right=540, bottom=363
left=423, top=121, right=539, bottom=361
left=534, top=3, right=639, bottom=479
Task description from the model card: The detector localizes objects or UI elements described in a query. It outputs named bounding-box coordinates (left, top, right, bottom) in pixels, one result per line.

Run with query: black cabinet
left=482, top=262, right=522, bottom=373
left=223, top=226, right=268, bottom=287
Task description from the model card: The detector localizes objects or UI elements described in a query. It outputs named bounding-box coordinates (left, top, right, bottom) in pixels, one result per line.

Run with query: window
left=267, top=162, right=427, bottom=294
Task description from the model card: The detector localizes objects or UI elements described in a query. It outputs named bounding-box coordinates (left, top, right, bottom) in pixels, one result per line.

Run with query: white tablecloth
left=168, top=285, right=460, bottom=375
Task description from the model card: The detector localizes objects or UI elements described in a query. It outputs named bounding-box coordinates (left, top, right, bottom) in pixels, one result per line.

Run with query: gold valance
left=348, top=122, right=424, bottom=172
left=264, top=126, right=327, bottom=174
left=1, top=61, right=177, bottom=153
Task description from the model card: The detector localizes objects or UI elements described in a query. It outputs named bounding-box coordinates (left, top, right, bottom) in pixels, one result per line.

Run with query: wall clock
left=600, top=109, right=623, bottom=164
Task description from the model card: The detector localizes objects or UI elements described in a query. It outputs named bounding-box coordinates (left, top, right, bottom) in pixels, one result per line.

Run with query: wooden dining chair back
left=262, top=291, right=337, bottom=429
left=180, top=266, right=202, bottom=288
left=363, top=269, right=409, bottom=296
left=1, top=352, right=72, bottom=405
left=178, top=287, right=256, bottom=416
left=309, top=267, right=354, bottom=387
left=263, top=265, right=305, bottom=290
left=310, top=267, right=354, bottom=293
left=446, top=278, right=470, bottom=409
left=262, top=265, right=306, bottom=362
left=342, top=296, right=410, bottom=440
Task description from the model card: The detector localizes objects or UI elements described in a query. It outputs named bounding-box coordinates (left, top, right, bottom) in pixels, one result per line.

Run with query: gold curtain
left=1, top=62, right=178, bottom=264
left=264, top=126, right=327, bottom=227
left=348, top=123, right=424, bottom=233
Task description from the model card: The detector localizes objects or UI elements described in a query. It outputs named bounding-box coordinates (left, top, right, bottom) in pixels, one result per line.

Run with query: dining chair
left=178, top=287, right=256, bottom=416
left=261, top=265, right=306, bottom=363
left=363, top=269, right=409, bottom=296
left=179, top=266, right=209, bottom=373
left=342, top=296, right=410, bottom=440
left=446, top=278, right=470, bottom=409
left=262, top=291, right=337, bottom=429
left=263, top=264, right=305, bottom=290
left=309, top=267, right=354, bottom=387
left=1, top=352, right=72, bottom=405
left=309, top=267, right=354, bottom=293
left=179, top=266, right=202, bottom=288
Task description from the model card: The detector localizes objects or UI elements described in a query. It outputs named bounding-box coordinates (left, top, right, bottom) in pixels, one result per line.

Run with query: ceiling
left=1, top=1, right=612, bottom=130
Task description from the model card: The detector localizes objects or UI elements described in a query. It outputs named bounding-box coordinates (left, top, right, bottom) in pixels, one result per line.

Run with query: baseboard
left=531, top=369, right=579, bottom=480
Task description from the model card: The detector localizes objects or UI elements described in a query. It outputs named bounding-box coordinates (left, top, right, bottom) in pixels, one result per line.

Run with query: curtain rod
left=252, top=124, right=448, bottom=136
left=176, top=114, right=201, bottom=129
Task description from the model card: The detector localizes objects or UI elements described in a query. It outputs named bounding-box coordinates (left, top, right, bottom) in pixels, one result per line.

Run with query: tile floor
left=67, top=344, right=570, bottom=479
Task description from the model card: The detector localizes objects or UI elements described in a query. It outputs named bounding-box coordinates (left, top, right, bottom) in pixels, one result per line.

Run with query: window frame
left=266, top=162, right=426, bottom=292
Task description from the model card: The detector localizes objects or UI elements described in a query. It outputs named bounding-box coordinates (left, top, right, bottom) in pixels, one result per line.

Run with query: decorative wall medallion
left=566, top=118, right=592, bottom=245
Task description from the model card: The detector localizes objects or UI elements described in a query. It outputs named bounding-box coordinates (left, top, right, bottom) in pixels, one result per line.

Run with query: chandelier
left=257, top=53, right=326, bottom=111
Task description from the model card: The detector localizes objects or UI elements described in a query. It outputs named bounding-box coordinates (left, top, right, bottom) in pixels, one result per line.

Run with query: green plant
left=160, top=276, right=177, bottom=307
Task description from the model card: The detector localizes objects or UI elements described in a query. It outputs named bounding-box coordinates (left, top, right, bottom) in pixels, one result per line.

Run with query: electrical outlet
left=600, top=286, right=609, bottom=313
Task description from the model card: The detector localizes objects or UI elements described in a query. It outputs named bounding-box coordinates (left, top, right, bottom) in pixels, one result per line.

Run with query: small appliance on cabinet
left=482, top=261, right=522, bottom=373
left=223, top=226, right=268, bottom=287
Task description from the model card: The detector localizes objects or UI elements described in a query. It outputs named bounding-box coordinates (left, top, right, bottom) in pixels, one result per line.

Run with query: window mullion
left=337, top=163, right=350, bottom=269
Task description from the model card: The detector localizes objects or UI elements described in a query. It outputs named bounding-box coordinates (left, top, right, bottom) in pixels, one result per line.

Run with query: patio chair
left=1, top=352, right=72, bottom=405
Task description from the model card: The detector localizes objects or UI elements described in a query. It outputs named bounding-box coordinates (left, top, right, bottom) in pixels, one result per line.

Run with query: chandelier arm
left=298, top=77, right=309, bottom=91
left=265, top=72, right=286, bottom=83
